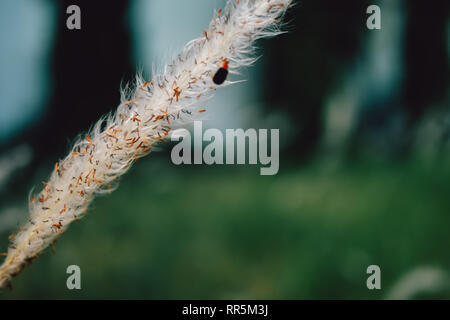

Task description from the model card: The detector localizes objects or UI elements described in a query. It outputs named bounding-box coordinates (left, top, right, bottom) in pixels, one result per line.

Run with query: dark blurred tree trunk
left=2, top=0, right=134, bottom=194
left=346, top=0, right=450, bottom=160
left=36, top=0, right=134, bottom=160
left=403, top=0, right=450, bottom=125
left=262, top=1, right=370, bottom=160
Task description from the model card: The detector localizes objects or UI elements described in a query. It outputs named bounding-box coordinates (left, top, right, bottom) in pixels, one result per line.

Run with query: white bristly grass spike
left=0, top=0, right=293, bottom=288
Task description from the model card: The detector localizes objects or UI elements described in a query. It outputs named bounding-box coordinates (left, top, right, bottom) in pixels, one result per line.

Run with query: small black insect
left=212, top=59, right=229, bottom=85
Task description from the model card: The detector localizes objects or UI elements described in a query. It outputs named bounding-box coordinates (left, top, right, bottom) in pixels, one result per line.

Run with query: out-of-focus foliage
left=2, top=156, right=450, bottom=299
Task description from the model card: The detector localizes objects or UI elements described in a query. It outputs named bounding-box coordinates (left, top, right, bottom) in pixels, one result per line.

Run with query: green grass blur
left=1, top=155, right=450, bottom=299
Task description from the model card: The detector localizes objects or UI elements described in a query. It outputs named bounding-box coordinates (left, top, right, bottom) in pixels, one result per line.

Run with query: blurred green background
left=1, top=0, right=450, bottom=299
left=3, top=157, right=450, bottom=299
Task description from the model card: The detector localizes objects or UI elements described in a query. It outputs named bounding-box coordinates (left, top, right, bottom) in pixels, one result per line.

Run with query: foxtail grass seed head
left=0, top=0, right=293, bottom=288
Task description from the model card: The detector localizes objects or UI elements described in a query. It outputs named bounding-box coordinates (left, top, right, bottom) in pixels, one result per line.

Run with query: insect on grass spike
left=213, top=58, right=229, bottom=85
left=0, top=0, right=294, bottom=289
